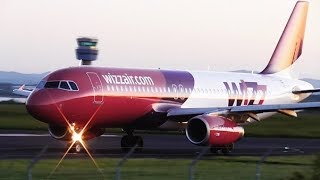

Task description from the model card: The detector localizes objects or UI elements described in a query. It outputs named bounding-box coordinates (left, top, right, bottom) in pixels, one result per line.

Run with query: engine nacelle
left=186, top=115, right=244, bottom=146
left=48, top=125, right=105, bottom=141
left=48, top=125, right=71, bottom=140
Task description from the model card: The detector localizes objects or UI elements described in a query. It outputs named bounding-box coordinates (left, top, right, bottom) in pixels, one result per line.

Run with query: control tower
left=76, top=37, right=98, bottom=65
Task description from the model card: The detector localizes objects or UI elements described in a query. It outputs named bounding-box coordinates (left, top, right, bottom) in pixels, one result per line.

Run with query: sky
left=1, top=0, right=320, bottom=79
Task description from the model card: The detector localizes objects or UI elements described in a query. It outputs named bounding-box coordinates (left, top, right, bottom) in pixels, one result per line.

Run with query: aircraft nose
left=26, top=90, right=61, bottom=124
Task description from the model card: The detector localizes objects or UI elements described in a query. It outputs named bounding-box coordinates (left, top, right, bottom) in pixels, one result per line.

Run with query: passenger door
left=87, top=72, right=104, bottom=104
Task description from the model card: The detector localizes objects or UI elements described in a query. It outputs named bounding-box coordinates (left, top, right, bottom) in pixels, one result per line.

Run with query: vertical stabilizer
left=260, top=1, right=308, bottom=74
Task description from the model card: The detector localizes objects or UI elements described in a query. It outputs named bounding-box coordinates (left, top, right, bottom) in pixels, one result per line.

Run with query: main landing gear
left=210, top=143, right=234, bottom=155
left=121, top=129, right=143, bottom=152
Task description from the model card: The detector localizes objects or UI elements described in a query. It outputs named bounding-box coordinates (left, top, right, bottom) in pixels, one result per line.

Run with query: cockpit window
left=36, top=80, right=46, bottom=89
left=68, top=81, right=79, bottom=91
left=44, top=81, right=60, bottom=88
left=59, top=81, right=70, bottom=90
left=44, top=80, right=79, bottom=91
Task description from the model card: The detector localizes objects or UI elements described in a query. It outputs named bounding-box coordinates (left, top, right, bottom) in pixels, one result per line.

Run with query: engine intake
left=186, top=115, right=244, bottom=146
left=48, top=125, right=70, bottom=140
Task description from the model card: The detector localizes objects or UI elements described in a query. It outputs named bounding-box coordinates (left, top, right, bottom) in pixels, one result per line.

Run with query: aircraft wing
left=292, top=88, right=320, bottom=94
left=167, top=102, right=320, bottom=121
left=12, top=85, right=33, bottom=97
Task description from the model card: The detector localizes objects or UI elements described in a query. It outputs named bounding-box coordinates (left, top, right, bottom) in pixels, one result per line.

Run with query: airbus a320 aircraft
left=14, top=1, right=320, bottom=154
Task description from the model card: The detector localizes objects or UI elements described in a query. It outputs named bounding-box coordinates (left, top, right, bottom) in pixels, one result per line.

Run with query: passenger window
left=59, top=81, right=70, bottom=90
left=44, top=81, right=59, bottom=89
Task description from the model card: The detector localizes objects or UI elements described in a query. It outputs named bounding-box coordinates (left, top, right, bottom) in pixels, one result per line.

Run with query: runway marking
left=101, top=134, right=120, bottom=137
left=0, top=134, right=49, bottom=137
left=0, top=134, right=120, bottom=137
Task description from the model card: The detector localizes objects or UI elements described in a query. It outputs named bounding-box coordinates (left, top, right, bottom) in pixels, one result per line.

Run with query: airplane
left=13, top=1, right=320, bottom=154
left=12, top=85, right=32, bottom=97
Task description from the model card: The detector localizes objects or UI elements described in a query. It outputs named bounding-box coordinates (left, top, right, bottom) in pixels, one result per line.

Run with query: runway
left=1, top=133, right=320, bottom=159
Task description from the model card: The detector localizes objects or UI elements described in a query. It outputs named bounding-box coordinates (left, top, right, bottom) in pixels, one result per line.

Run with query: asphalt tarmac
left=1, top=133, right=320, bottom=159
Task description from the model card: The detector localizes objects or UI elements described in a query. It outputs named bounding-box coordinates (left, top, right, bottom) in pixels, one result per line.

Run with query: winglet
left=260, top=1, right=309, bottom=74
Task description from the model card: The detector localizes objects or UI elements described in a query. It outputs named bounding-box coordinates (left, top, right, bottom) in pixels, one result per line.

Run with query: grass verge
left=245, top=111, right=320, bottom=138
left=0, top=155, right=315, bottom=180
left=0, top=104, right=47, bottom=130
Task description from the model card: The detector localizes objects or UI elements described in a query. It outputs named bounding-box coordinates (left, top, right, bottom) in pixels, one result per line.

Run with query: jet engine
left=186, top=115, right=244, bottom=146
left=48, top=125, right=104, bottom=141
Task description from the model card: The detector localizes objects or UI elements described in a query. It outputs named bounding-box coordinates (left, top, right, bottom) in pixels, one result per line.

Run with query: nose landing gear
left=74, top=142, right=82, bottom=153
left=66, top=141, right=83, bottom=153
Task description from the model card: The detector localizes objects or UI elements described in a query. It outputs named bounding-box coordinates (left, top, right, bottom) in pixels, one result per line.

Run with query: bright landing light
left=46, top=93, right=104, bottom=179
left=72, top=132, right=82, bottom=142
left=48, top=124, right=103, bottom=179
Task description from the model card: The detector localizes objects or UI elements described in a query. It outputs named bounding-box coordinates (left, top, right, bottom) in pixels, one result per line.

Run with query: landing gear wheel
left=66, top=142, right=82, bottom=153
left=135, top=136, right=143, bottom=152
left=121, top=135, right=135, bottom=152
left=210, top=143, right=234, bottom=155
left=210, top=147, right=221, bottom=154
left=75, top=143, right=82, bottom=153
left=121, top=135, right=144, bottom=152
left=221, top=143, right=234, bottom=155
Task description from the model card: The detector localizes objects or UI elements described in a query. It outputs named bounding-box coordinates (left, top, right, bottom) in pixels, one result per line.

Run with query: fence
left=0, top=144, right=317, bottom=180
